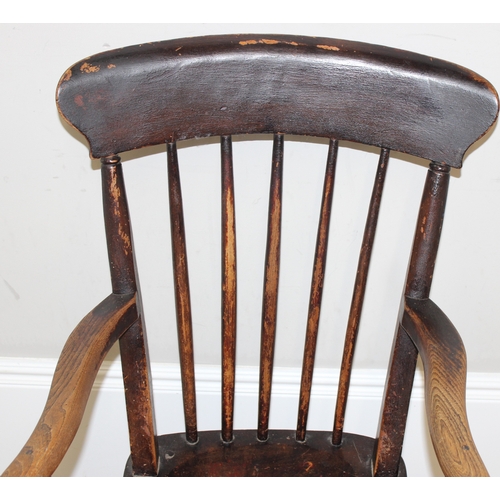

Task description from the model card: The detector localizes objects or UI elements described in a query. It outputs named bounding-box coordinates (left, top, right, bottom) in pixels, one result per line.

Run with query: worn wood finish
left=406, top=163, right=451, bottom=300
left=402, top=298, right=489, bottom=476
left=372, top=161, right=452, bottom=474
left=373, top=322, right=418, bottom=476
left=296, top=139, right=338, bottom=442
left=102, top=155, right=158, bottom=474
left=101, top=156, right=137, bottom=294
left=6, top=34, right=497, bottom=477
left=371, top=162, right=452, bottom=474
left=119, top=320, right=158, bottom=476
left=333, top=149, right=390, bottom=445
left=167, top=141, right=198, bottom=443
left=258, top=134, right=284, bottom=441
left=1, top=293, right=137, bottom=477
left=221, top=135, right=237, bottom=443
left=57, top=34, right=498, bottom=168
left=124, top=430, right=406, bottom=477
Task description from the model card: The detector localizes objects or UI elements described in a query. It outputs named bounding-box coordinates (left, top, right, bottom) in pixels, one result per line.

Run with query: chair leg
left=373, top=323, right=417, bottom=476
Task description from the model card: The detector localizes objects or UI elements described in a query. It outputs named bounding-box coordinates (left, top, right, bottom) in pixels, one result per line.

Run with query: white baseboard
left=1, top=357, right=500, bottom=476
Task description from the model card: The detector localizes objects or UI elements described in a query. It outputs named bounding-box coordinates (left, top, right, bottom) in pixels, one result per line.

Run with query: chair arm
left=402, top=297, right=488, bottom=476
left=1, top=292, right=138, bottom=477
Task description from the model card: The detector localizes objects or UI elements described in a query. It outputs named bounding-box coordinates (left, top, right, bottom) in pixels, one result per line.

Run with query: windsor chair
left=2, top=34, right=498, bottom=477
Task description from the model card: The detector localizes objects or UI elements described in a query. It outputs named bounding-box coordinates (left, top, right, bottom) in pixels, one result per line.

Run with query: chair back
left=56, top=34, right=499, bottom=476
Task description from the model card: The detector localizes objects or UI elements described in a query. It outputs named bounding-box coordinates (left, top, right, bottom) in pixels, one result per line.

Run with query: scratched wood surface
left=296, top=139, right=338, bottom=442
left=333, top=148, right=390, bottom=445
left=102, top=156, right=159, bottom=475
left=221, top=135, right=237, bottom=443
left=167, top=142, right=198, bottom=444
left=124, top=430, right=406, bottom=477
left=257, top=134, right=284, bottom=442
left=57, top=34, right=497, bottom=167
left=5, top=34, right=498, bottom=477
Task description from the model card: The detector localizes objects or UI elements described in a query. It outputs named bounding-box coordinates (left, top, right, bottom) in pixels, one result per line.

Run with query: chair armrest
left=402, top=297, right=488, bottom=476
left=1, top=292, right=138, bottom=477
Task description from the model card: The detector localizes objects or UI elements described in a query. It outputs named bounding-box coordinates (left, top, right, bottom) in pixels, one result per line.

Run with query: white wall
left=1, top=23, right=500, bottom=476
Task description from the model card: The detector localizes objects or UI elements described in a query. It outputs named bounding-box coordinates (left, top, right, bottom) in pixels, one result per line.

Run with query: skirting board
left=1, top=357, right=499, bottom=477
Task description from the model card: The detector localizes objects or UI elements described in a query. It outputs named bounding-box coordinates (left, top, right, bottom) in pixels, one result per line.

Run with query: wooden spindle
left=101, top=156, right=137, bottom=294
left=221, top=135, right=237, bottom=443
left=101, top=156, right=158, bottom=475
left=405, top=163, right=451, bottom=300
left=333, top=148, right=390, bottom=445
left=257, top=134, right=284, bottom=441
left=296, top=139, right=338, bottom=442
left=167, top=142, right=198, bottom=443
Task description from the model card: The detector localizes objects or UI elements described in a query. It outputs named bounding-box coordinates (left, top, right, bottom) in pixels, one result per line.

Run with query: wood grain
left=333, top=149, right=389, bottom=445
left=167, top=141, right=198, bottom=443
left=101, top=156, right=137, bottom=294
left=119, top=319, right=158, bottom=475
left=35, top=33, right=499, bottom=476
left=221, top=135, right=237, bottom=443
left=296, top=139, right=337, bottom=442
left=373, top=322, right=418, bottom=476
left=57, top=34, right=498, bottom=167
left=403, top=298, right=488, bottom=476
left=405, top=163, right=450, bottom=300
left=2, top=293, right=137, bottom=477
left=258, top=134, right=284, bottom=441
left=102, top=154, right=158, bottom=474
left=125, top=430, right=406, bottom=477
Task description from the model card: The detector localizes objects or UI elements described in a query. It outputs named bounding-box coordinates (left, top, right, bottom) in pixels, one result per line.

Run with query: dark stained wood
left=102, top=154, right=158, bottom=474
left=333, top=149, right=390, bottom=445
left=296, top=139, right=338, bottom=442
left=2, top=293, right=138, bottom=477
left=402, top=298, right=488, bottom=476
left=373, top=323, right=418, bottom=476
left=101, top=156, right=137, bottom=294
left=57, top=34, right=498, bottom=168
left=372, top=161, right=452, bottom=474
left=405, top=163, right=451, bottom=300
left=5, top=33, right=498, bottom=477
left=124, top=430, right=406, bottom=477
left=119, top=320, right=158, bottom=476
left=167, top=141, right=197, bottom=444
left=221, top=135, right=237, bottom=443
left=258, top=134, right=284, bottom=441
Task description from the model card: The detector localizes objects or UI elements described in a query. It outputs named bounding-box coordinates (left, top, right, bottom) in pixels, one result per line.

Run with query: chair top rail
left=56, top=34, right=498, bottom=167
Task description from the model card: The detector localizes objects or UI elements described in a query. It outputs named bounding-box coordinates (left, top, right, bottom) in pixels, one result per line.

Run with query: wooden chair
left=2, top=34, right=498, bottom=477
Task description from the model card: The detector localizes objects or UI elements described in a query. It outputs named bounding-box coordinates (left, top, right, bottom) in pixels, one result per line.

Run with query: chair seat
left=123, top=430, right=406, bottom=476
